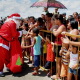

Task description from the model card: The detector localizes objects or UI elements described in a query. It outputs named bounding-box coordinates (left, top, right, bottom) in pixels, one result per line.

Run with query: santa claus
left=0, top=13, right=23, bottom=77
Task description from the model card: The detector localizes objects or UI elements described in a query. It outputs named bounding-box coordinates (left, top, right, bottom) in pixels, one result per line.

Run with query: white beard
left=5, top=18, right=20, bottom=29
left=15, top=20, right=20, bottom=29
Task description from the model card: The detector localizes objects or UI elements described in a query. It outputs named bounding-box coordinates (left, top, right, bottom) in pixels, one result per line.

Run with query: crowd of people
left=0, top=7, right=80, bottom=80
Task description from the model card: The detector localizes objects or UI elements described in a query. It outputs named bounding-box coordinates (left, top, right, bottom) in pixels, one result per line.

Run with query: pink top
left=55, top=24, right=66, bottom=45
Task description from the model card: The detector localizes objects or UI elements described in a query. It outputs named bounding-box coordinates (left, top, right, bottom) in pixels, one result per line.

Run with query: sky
left=0, top=0, right=80, bottom=18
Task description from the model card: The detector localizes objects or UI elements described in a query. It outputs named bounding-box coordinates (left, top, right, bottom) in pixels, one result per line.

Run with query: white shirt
left=69, top=52, right=79, bottom=69
left=22, top=30, right=27, bottom=35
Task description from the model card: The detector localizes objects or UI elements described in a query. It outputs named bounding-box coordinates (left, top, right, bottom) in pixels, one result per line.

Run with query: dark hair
left=78, top=14, right=80, bottom=19
left=20, top=19, right=24, bottom=22
left=33, top=28, right=39, bottom=35
left=72, top=45, right=78, bottom=50
left=46, top=34, right=51, bottom=41
left=51, top=16, right=55, bottom=21
left=29, top=16, right=35, bottom=20
left=69, top=15, right=73, bottom=17
left=46, top=13, right=53, bottom=18
left=37, top=17, right=44, bottom=26
left=73, top=12, right=78, bottom=16
left=70, top=20, right=78, bottom=29
left=24, top=23, right=28, bottom=31
left=37, top=17, right=43, bottom=23
left=54, top=14, right=63, bottom=23
left=63, top=18, right=67, bottom=27
left=68, top=16, right=74, bottom=22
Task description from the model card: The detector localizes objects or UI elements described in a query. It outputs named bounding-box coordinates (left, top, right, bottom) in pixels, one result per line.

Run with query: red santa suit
left=0, top=13, right=23, bottom=73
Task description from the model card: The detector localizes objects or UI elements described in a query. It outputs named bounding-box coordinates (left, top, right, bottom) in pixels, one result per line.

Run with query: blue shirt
left=33, top=35, right=41, bottom=55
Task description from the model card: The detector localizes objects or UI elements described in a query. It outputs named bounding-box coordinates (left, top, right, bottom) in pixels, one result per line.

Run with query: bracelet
left=53, top=29, right=56, bottom=32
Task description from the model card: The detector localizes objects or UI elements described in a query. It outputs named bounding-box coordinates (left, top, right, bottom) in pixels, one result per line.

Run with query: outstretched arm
left=21, top=38, right=36, bottom=49
left=61, top=36, right=80, bottom=47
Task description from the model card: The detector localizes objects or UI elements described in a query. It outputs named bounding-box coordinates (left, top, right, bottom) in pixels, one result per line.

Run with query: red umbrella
left=31, top=0, right=67, bottom=9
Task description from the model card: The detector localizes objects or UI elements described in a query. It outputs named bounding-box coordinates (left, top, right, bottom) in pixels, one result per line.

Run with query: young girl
left=22, top=28, right=42, bottom=75
left=45, top=34, right=55, bottom=77
left=21, top=23, right=28, bottom=63
left=45, top=13, right=53, bottom=31
left=67, top=45, right=79, bottom=80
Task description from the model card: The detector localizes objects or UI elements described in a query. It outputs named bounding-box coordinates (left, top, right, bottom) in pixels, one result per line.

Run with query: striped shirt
left=62, top=48, right=68, bottom=65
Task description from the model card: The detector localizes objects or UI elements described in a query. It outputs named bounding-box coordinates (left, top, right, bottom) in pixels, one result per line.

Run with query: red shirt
left=47, top=42, right=55, bottom=62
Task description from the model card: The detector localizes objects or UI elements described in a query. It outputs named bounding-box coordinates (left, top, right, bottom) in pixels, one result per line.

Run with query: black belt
left=0, top=35, right=10, bottom=42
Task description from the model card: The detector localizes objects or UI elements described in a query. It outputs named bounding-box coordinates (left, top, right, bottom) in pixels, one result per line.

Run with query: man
left=41, top=14, right=46, bottom=22
left=0, top=21, right=3, bottom=29
left=62, top=13, right=67, bottom=20
left=0, top=13, right=23, bottom=77
left=44, top=7, right=49, bottom=14
left=53, top=8, right=59, bottom=15
left=73, top=12, right=78, bottom=21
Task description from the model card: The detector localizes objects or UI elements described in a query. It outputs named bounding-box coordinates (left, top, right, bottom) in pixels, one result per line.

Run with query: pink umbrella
left=31, top=0, right=67, bottom=9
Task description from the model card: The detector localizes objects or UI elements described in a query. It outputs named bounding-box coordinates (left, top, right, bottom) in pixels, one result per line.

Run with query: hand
left=21, top=46, right=26, bottom=49
left=59, top=52, right=62, bottom=56
left=59, top=49, right=63, bottom=56
left=61, top=36, right=70, bottom=44
left=53, top=29, right=57, bottom=32
left=51, top=42, right=54, bottom=45
left=34, top=22, right=37, bottom=26
left=72, top=64, right=77, bottom=69
left=61, top=31, right=66, bottom=35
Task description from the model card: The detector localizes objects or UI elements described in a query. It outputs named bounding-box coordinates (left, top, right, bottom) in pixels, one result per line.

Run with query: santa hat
left=8, top=13, right=21, bottom=19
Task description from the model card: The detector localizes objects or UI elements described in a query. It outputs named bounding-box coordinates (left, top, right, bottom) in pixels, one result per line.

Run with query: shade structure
left=31, top=0, right=67, bottom=9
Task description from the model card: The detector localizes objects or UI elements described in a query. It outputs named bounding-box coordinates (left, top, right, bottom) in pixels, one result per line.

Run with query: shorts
left=45, top=61, right=56, bottom=69
left=61, top=63, right=68, bottom=77
left=54, top=45, right=61, bottom=57
left=34, top=55, right=40, bottom=67
left=69, top=67, right=77, bottom=75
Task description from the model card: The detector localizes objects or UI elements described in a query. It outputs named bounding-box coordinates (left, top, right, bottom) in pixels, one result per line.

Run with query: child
left=30, top=36, right=34, bottom=67
left=67, top=45, right=79, bottom=80
left=22, top=28, right=42, bottom=75
left=59, top=43, right=69, bottom=80
left=21, top=23, right=28, bottom=63
left=43, top=41, right=47, bottom=66
left=45, top=34, right=55, bottom=77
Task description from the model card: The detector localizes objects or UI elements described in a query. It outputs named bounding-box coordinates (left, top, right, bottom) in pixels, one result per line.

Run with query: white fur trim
left=12, top=16, right=21, bottom=19
left=19, top=31, right=22, bottom=37
left=0, top=43, right=9, bottom=51
left=5, top=18, right=14, bottom=23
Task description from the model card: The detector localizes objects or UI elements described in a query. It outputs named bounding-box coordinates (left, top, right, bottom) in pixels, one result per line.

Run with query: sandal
left=32, top=72, right=38, bottom=76
left=47, top=72, right=51, bottom=77
left=51, top=75, right=60, bottom=80
left=30, top=64, right=34, bottom=67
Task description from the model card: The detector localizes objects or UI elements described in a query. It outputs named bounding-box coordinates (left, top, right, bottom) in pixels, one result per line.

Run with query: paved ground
left=0, top=57, right=51, bottom=80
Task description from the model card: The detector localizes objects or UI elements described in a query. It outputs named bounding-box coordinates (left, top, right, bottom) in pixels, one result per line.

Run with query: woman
left=51, top=14, right=66, bottom=79
left=45, top=13, right=53, bottom=31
